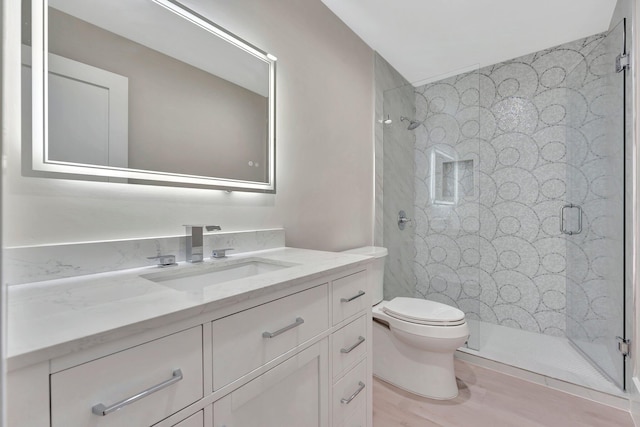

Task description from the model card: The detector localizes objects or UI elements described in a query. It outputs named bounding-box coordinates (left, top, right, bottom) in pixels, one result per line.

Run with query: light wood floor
left=373, top=360, right=634, bottom=427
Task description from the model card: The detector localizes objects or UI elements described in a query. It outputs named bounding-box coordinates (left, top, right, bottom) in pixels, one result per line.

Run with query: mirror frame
left=30, top=0, right=277, bottom=192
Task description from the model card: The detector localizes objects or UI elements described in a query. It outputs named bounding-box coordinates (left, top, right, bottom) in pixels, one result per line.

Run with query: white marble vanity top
left=7, top=247, right=372, bottom=370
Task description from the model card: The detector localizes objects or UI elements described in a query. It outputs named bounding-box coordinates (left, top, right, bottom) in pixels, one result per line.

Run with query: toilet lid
left=383, top=297, right=466, bottom=326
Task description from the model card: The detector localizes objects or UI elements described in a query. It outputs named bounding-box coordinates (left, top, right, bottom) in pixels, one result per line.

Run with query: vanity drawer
left=333, top=360, right=367, bottom=427
left=332, top=315, right=367, bottom=379
left=332, top=270, right=368, bottom=325
left=212, top=283, right=329, bottom=390
left=51, top=326, right=203, bottom=427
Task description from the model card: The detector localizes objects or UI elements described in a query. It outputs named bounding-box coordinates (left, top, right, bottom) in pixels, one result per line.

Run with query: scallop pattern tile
left=410, top=32, right=623, bottom=340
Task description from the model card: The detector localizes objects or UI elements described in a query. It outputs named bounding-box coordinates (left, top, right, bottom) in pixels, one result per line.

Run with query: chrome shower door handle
left=559, top=205, right=566, bottom=234
left=575, top=204, right=583, bottom=234
left=560, top=203, right=583, bottom=235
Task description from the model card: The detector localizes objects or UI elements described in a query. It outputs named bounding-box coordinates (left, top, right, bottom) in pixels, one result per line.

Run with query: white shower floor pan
left=458, top=319, right=624, bottom=398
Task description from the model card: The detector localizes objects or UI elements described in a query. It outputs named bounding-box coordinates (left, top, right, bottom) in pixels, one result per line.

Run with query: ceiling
left=321, top=0, right=618, bottom=85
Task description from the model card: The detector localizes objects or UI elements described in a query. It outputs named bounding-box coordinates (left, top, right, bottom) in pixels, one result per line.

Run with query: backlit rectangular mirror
left=25, top=0, right=276, bottom=192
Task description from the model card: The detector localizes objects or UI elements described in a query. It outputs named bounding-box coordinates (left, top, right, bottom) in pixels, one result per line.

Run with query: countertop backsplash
left=4, top=228, right=285, bottom=286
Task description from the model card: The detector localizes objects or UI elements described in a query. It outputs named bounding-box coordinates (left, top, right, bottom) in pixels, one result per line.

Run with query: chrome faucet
left=184, top=225, right=221, bottom=263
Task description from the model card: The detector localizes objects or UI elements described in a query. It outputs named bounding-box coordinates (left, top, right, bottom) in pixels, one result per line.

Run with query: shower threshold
left=457, top=319, right=624, bottom=399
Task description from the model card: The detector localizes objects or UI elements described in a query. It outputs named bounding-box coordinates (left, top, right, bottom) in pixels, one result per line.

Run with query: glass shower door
left=564, top=20, right=625, bottom=389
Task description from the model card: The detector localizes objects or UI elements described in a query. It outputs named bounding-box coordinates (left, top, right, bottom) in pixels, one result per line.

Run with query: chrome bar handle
left=340, top=381, right=365, bottom=404
left=340, top=290, right=365, bottom=303
left=262, top=317, right=304, bottom=338
left=576, top=204, right=583, bottom=234
left=559, top=205, right=566, bottom=234
left=340, top=336, right=365, bottom=354
left=560, top=204, right=583, bottom=235
left=91, top=369, right=183, bottom=416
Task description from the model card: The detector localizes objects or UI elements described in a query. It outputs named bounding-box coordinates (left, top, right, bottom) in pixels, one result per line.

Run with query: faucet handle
left=147, top=254, right=177, bottom=267
left=211, top=248, right=234, bottom=259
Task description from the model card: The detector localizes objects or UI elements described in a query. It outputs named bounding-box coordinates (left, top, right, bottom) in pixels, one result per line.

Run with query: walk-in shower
left=379, top=19, right=630, bottom=396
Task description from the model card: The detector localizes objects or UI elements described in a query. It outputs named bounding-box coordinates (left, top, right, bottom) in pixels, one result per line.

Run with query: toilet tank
left=341, top=246, right=387, bottom=305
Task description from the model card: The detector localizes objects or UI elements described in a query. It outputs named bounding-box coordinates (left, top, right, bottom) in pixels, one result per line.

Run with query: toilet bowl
left=373, top=298, right=468, bottom=399
left=342, top=246, right=469, bottom=400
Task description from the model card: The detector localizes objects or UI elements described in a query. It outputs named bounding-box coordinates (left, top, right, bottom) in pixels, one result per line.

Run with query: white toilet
left=343, top=246, right=469, bottom=400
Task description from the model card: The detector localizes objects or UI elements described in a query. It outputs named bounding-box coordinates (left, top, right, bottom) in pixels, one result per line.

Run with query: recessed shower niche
left=441, top=159, right=475, bottom=202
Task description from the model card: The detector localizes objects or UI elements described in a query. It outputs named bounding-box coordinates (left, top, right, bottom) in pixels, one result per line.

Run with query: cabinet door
left=213, top=340, right=328, bottom=427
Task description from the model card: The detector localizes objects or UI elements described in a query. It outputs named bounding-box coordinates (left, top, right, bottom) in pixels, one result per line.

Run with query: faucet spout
left=185, top=225, right=204, bottom=263
left=184, top=224, right=222, bottom=263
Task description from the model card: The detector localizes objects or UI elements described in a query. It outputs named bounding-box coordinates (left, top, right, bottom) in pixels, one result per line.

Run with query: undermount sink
left=141, top=258, right=295, bottom=292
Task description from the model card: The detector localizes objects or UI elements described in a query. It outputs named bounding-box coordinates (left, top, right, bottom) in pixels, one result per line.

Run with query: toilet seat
left=382, top=297, right=466, bottom=326
left=373, top=301, right=468, bottom=339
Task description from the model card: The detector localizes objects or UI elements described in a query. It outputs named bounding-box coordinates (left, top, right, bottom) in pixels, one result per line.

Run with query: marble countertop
left=7, top=247, right=373, bottom=370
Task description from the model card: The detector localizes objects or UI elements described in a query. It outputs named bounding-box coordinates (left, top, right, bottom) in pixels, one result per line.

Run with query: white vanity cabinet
left=7, top=263, right=372, bottom=427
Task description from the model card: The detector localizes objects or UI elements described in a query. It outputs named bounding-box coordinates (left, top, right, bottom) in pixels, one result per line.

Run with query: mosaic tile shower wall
left=412, top=33, right=615, bottom=337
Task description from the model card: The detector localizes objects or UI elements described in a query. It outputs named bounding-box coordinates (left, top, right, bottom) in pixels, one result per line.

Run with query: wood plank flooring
left=373, top=360, right=634, bottom=427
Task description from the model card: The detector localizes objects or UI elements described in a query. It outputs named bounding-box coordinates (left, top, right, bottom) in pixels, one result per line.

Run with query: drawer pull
left=91, top=369, right=183, bottom=416
left=340, top=381, right=365, bottom=404
left=340, top=290, right=365, bottom=303
left=262, top=317, right=305, bottom=338
left=340, top=336, right=365, bottom=354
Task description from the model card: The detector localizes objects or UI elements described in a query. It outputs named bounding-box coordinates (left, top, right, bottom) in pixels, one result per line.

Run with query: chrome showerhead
left=400, top=116, right=420, bottom=130
left=378, top=114, right=393, bottom=125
